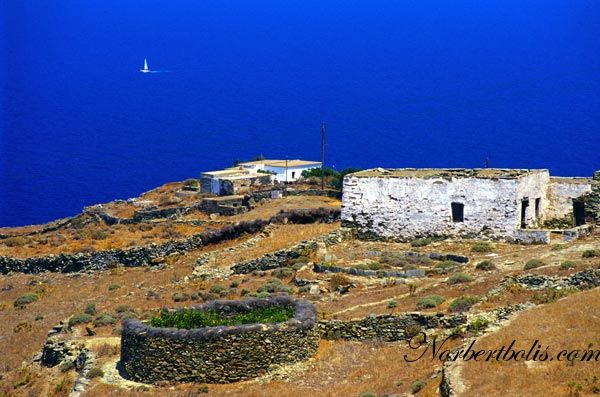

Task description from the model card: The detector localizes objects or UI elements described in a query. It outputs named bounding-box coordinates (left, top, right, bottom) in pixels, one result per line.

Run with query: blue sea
left=1, top=1, right=599, bottom=227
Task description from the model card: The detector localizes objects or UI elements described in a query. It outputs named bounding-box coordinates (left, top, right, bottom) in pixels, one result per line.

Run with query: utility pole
left=285, top=157, right=288, bottom=196
left=321, top=122, right=325, bottom=191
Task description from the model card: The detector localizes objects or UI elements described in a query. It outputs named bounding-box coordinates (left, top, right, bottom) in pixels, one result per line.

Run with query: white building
left=341, top=168, right=593, bottom=242
left=239, top=159, right=322, bottom=183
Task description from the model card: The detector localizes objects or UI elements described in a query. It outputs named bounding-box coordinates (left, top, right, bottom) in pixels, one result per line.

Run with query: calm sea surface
left=1, top=1, right=599, bottom=226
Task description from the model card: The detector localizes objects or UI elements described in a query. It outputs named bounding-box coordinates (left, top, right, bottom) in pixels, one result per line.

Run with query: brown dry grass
left=459, top=287, right=600, bottom=397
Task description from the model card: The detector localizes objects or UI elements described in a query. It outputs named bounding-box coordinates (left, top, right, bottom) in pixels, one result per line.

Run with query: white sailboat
left=140, top=58, right=150, bottom=73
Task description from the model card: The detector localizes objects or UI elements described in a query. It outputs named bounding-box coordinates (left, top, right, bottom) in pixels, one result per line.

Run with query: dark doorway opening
left=521, top=199, right=529, bottom=229
left=573, top=201, right=586, bottom=226
left=451, top=202, right=464, bottom=222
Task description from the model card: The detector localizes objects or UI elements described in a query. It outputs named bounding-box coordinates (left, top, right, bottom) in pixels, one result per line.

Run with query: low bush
left=229, top=280, right=240, bottom=288
left=380, top=252, right=406, bottom=267
left=14, top=293, right=39, bottom=308
left=416, top=295, right=445, bottom=309
left=551, top=244, right=565, bottom=251
left=68, top=313, right=93, bottom=327
left=559, top=261, right=576, bottom=270
left=469, top=316, right=490, bottom=332
left=475, top=260, right=496, bottom=271
left=387, top=300, right=398, bottom=309
left=86, top=367, right=104, bottom=379
left=257, top=279, right=291, bottom=294
left=3, top=236, right=28, bottom=247
left=84, top=303, right=97, bottom=316
left=524, top=259, right=545, bottom=270
left=271, top=267, right=294, bottom=279
left=93, top=313, right=117, bottom=327
left=115, top=305, right=133, bottom=313
left=108, top=283, right=121, bottom=291
left=446, top=272, right=474, bottom=284
left=209, top=284, right=225, bottom=294
left=582, top=249, right=599, bottom=258
left=411, top=238, right=431, bottom=247
left=172, top=292, right=191, bottom=302
left=411, top=380, right=425, bottom=394
left=471, top=242, right=493, bottom=253
left=448, top=296, right=480, bottom=313
left=434, top=260, right=461, bottom=274
left=367, top=262, right=383, bottom=270
left=90, top=229, right=109, bottom=240
left=532, top=288, right=569, bottom=304
left=150, top=306, right=295, bottom=329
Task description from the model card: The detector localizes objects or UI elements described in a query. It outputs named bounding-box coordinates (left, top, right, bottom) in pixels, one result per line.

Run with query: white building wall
left=515, top=171, right=551, bottom=228
left=265, top=165, right=319, bottom=182
left=342, top=175, right=522, bottom=240
left=545, top=179, right=592, bottom=219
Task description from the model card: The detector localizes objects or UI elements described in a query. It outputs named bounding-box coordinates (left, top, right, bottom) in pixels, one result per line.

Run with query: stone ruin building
left=342, top=168, right=600, bottom=243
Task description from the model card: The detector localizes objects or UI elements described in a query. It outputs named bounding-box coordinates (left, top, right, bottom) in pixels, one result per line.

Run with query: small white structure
left=200, top=167, right=273, bottom=196
left=342, top=168, right=593, bottom=242
left=239, top=159, right=322, bottom=183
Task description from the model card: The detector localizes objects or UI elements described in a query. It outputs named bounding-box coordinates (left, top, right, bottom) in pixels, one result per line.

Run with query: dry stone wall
left=0, top=208, right=340, bottom=274
left=319, top=313, right=467, bottom=341
left=120, top=297, right=319, bottom=384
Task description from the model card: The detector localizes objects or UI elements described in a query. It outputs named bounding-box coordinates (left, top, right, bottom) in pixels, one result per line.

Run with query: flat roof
left=201, top=167, right=255, bottom=177
left=349, top=168, right=549, bottom=179
left=239, top=159, right=321, bottom=168
left=550, top=177, right=593, bottom=185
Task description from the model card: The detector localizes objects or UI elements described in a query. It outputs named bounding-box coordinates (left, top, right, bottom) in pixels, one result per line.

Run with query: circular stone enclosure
left=120, top=296, right=320, bottom=384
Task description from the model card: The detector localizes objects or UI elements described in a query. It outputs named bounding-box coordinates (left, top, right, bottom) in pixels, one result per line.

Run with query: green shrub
left=59, top=361, right=75, bottom=373
left=90, top=229, right=109, bottom=240
left=229, top=281, right=240, bottom=288
left=416, top=295, right=445, bottom=309
left=559, top=261, right=576, bottom=270
left=257, top=278, right=291, bottom=294
left=367, top=262, right=383, bottom=270
left=355, top=263, right=370, bottom=270
left=14, top=293, right=39, bottom=308
left=411, top=380, right=425, bottom=394
left=271, top=267, right=294, bottom=279
left=411, top=238, right=431, bottom=247
left=434, top=260, right=461, bottom=274
left=290, top=256, right=310, bottom=265
left=471, top=242, right=493, bottom=253
left=469, top=316, right=490, bottom=332
left=532, top=288, right=569, bottom=304
left=93, top=313, right=117, bottom=327
left=115, top=305, right=133, bottom=313
left=446, top=272, right=474, bottom=284
left=551, top=244, right=565, bottom=251
left=172, top=292, right=190, bottom=302
left=209, top=284, right=225, bottom=294
left=448, top=296, right=480, bottom=313
left=108, top=283, right=121, bottom=291
left=86, top=367, right=104, bottom=379
left=150, top=306, right=295, bottom=329
left=524, top=259, right=545, bottom=270
left=68, top=313, right=93, bottom=327
left=84, top=303, right=97, bottom=316
left=475, top=260, right=496, bottom=271
left=380, top=252, right=407, bottom=267
left=387, top=300, right=398, bottom=309
left=582, top=249, right=600, bottom=258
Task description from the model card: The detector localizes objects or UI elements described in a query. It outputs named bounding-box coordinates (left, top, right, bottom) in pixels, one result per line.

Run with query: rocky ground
left=1, top=182, right=599, bottom=397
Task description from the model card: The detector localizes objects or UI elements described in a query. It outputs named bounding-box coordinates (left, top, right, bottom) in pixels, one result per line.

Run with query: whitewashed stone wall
left=342, top=170, right=552, bottom=241
left=516, top=171, right=550, bottom=228
left=545, top=178, right=592, bottom=220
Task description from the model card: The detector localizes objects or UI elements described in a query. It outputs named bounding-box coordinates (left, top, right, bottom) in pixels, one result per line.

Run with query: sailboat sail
left=143, top=58, right=149, bottom=71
